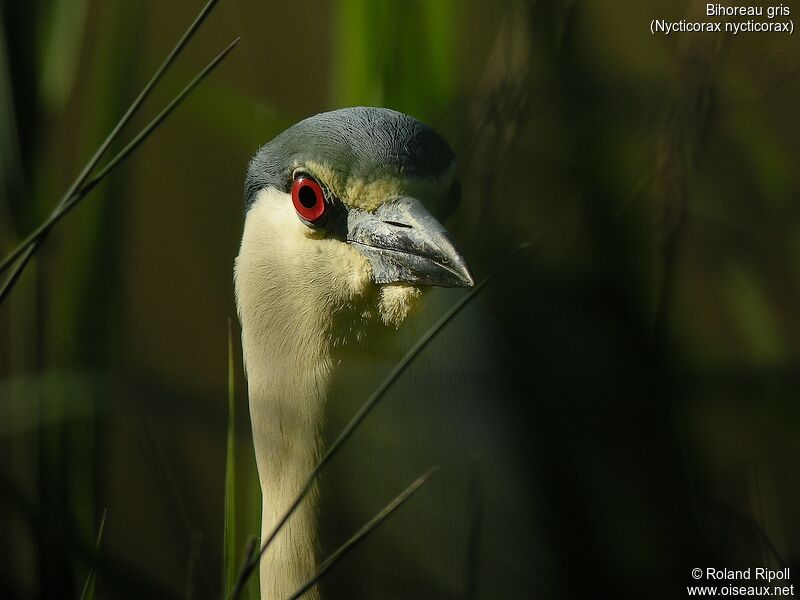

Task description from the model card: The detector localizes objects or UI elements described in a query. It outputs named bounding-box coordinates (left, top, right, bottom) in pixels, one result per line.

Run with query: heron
left=234, top=107, right=476, bottom=599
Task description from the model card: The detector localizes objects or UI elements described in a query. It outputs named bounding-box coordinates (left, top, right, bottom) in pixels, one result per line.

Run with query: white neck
left=243, top=320, right=329, bottom=600
left=235, top=188, right=373, bottom=600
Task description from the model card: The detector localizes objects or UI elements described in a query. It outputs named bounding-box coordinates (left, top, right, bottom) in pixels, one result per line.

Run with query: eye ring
left=291, top=176, right=329, bottom=226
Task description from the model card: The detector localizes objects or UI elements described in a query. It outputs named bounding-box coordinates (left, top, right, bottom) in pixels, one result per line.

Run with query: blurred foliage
left=1, top=0, right=799, bottom=598
left=331, top=0, right=457, bottom=129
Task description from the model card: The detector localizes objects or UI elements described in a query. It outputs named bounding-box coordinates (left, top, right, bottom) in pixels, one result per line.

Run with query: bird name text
left=649, top=3, right=794, bottom=36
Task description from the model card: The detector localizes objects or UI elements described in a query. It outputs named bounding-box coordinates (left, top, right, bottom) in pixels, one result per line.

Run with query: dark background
left=1, top=0, right=799, bottom=598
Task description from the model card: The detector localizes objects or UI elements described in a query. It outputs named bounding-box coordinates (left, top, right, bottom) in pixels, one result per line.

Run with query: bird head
left=235, top=107, right=472, bottom=341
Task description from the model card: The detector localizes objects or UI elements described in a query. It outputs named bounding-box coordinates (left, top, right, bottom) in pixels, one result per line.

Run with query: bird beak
left=346, top=197, right=473, bottom=287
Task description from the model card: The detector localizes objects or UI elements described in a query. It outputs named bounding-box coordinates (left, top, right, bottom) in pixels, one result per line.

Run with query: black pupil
left=298, top=183, right=319, bottom=209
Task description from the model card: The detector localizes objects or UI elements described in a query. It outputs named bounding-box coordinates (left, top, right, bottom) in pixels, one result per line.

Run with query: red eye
left=291, top=176, right=328, bottom=225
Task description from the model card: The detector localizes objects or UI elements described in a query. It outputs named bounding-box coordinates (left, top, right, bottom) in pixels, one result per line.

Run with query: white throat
left=234, top=188, right=371, bottom=600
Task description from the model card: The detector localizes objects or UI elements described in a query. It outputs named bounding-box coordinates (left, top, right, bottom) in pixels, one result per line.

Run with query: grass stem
left=0, top=0, right=237, bottom=306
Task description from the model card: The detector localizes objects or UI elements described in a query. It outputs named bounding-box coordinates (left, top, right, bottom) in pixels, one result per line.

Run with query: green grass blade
left=38, top=0, right=89, bottom=112
left=53, top=0, right=220, bottom=213
left=81, top=37, right=241, bottom=204
left=0, top=35, right=240, bottom=276
left=0, top=36, right=240, bottom=305
left=224, top=318, right=238, bottom=595
left=286, top=468, right=437, bottom=600
left=0, top=0, right=225, bottom=299
left=79, top=508, right=108, bottom=600
left=233, top=536, right=259, bottom=600
left=0, top=243, right=35, bottom=305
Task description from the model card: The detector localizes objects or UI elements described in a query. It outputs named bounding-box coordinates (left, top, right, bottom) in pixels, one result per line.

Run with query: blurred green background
left=1, top=0, right=799, bottom=598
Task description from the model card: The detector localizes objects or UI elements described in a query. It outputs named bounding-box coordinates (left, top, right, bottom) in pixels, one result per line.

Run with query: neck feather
left=235, top=188, right=373, bottom=599
left=243, top=318, right=330, bottom=600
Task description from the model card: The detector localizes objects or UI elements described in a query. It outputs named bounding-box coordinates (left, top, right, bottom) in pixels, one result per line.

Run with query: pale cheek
left=378, top=284, right=422, bottom=328
left=340, top=244, right=373, bottom=300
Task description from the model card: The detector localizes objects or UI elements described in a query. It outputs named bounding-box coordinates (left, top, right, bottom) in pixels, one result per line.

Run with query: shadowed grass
left=0, top=35, right=240, bottom=289
left=78, top=508, right=107, bottom=600
left=286, top=468, right=437, bottom=600
left=0, top=0, right=238, bottom=304
left=143, top=420, right=213, bottom=599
